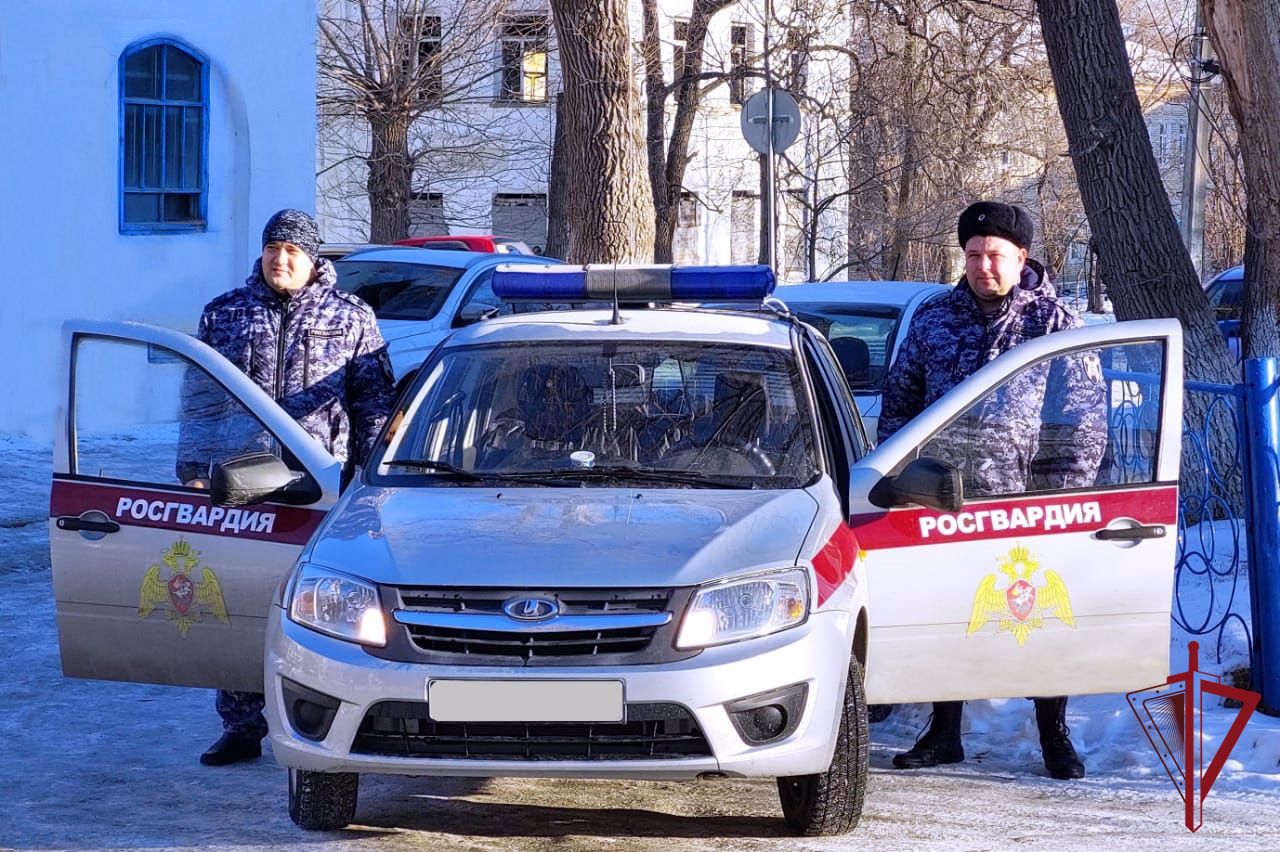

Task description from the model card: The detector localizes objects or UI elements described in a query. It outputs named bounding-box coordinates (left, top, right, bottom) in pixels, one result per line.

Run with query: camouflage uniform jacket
left=177, top=258, right=395, bottom=483
left=877, top=260, right=1107, bottom=496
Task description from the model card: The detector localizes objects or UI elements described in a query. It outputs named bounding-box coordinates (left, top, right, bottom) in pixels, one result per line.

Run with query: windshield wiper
left=382, top=459, right=488, bottom=480
left=493, top=465, right=751, bottom=489
left=384, top=459, right=580, bottom=486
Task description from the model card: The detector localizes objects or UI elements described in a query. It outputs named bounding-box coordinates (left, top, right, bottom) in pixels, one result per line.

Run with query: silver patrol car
left=52, top=265, right=1185, bottom=835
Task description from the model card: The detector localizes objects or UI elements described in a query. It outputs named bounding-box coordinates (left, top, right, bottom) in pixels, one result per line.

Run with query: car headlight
left=675, top=569, right=810, bottom=650
left=287, top=563, right=387, bottom=647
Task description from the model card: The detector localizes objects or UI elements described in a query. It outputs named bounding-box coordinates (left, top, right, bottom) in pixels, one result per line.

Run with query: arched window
left=119, top=39, right=208, bottom=232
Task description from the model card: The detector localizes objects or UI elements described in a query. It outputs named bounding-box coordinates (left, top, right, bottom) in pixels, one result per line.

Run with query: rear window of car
left=789, top=303, right=902, bottom=390
left=334, top=261, right=465, bottom=321
left=1205, top=277, right=1242, bottom=321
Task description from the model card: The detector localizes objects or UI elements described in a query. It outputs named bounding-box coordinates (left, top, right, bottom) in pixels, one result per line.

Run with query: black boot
left=892, top=701, right=964, bottom=769
left=200, top=732, right=262, bottom=766
left=1035, top=696, right=1085, bottom=780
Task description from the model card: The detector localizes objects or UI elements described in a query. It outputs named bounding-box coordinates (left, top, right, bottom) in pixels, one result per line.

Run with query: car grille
left=352, top=701, right=712, bottom=760
left=366, top=586, right=699, bottom=666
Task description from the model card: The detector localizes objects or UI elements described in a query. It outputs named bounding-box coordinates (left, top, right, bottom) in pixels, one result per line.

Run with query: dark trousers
left=216, top=689, right=268, bottom=740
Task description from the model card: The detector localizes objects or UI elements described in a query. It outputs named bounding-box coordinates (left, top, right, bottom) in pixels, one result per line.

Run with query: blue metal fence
left=1106, top=359, right=1279, bottom=714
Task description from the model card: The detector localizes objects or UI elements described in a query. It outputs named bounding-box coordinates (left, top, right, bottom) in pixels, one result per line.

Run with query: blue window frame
left=119, top=38, right=209, bottom=233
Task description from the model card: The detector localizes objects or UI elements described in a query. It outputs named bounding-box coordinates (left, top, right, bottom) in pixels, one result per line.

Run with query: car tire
left=288, top=768, right=359, bottom=831
left=776, top=657, right=869, bottom=836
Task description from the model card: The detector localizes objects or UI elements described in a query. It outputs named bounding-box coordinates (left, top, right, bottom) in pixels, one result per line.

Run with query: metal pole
left=1241, top=356, right=1280, bottom=715
left=1180, top=4, right=1212, bottom=277
left=762, top=0, right=776, bottom=271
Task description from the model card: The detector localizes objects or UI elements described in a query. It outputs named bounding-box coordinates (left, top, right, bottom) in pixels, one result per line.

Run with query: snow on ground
left=3, top=434, right=1278, bottom=850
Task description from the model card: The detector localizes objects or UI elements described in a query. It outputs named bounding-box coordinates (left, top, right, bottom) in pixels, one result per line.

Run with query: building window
left=677, top=192, right=700, bottom=227
left=729, top=24, right=751, bottom=105
left=119, top=39, right=208, bottom=232
left=782, top=189, right=808, bottom=280
left=492, top=193, right=548, bottom=254
left=672, top=19, right=689, bottom=80
left=788, top=50, right=808, bottom=93
left=402, top=16, right=443, bottom=104
left=498, top=17, right=548, bottom=104
left=731, top=191, right=757, bottom=264
left=674, top=191, right=700, bottom=263
left=409, top=192, right=448, bottom=237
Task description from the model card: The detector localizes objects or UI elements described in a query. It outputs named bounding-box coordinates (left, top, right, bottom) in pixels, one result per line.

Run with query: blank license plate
left=427, top=679, right=624, bottom=723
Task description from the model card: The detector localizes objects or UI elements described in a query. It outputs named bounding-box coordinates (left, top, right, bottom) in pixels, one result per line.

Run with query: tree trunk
left=545, top=94, right=570, bottom=260
left=549, top=0, right=654, bottom=263
left=641, top=0, right=674, bottom=263
left=885, top=29, right=920, bottom=281
left=1036, top=0, right=1235, bottom=382
left=1203, top=0, right=1280, bottom=359
left=366, top=110, right=413, bottom=244
left=1037, top=0, right=1240, bottom=514
left=643, top=0, right=733, bottom=262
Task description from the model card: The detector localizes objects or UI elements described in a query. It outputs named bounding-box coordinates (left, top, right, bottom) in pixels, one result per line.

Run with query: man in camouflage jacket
left=877, top=201, right=1106, bottom=780
left=178, top=209, right=396, bottom=766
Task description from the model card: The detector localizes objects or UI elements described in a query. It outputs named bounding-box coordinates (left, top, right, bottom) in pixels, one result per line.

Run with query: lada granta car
left=52, top=265, right=1185, bottom=835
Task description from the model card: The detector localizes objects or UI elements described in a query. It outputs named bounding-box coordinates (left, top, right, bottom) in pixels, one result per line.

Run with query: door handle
left=1094, top=524, right=1166, bottom=541
left=56, top=516, right=121, bottom=534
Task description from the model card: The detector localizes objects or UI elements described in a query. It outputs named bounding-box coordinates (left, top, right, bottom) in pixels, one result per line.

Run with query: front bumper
left=265, top=605, right=853, bottom=779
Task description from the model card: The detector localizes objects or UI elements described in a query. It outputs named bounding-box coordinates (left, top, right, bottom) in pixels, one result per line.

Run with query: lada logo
left=502, top=596, right=559, bottom=622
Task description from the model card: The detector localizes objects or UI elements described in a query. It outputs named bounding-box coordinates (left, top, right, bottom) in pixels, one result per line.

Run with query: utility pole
left=1180, top=4, right=1215, bottom=278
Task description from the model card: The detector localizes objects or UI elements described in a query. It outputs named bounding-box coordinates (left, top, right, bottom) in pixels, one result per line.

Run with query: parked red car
left=393, top=234, right=538, bottom=255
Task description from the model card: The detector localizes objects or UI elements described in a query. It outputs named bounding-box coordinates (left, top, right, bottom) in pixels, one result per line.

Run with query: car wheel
left=776, top=657, right=869, bottom=836
left=288, top=768, right=359, bottom=831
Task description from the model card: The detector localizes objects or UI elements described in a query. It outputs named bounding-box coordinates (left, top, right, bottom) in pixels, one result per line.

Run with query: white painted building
left=316, top=0, right=840, bottom=278
left=0, top=1, right=317, bottom=441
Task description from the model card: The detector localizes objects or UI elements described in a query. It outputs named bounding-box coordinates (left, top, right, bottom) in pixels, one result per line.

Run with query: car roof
left=336, top=247, right=552, bottom=269
left=1205, top=264, right=1243, bottom=287
left=447, top=307, right=796, bottom=349
left=776, top=280, right=952, bottom=308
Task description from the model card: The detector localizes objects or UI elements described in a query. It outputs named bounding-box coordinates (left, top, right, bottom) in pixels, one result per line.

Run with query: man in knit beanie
left=177, top=208, right=395, bottom=766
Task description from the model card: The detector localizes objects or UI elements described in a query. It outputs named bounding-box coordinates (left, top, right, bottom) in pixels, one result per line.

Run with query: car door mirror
left=211, top=452, right=322, bottom=508
left=454, top=302, right=500, bottom=327
left=868, top=456, right=963, bottom=512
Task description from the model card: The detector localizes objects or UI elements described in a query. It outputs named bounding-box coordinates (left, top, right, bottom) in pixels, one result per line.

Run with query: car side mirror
left=211, top=452, right=321, bottom=508
left=454, top=302, right=500, bottom=327
left=868, top=457, right=964, bottom=512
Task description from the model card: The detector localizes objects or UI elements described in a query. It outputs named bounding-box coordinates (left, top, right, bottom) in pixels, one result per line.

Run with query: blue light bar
left=492, top=264, right=776, bottom=302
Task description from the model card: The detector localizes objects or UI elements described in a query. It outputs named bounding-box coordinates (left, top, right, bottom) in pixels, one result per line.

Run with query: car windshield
left=334, top=260, right=465, bottom=321
left=789, top=303, right=902, bottom=390
left=377, top=341, right=820, bottom=488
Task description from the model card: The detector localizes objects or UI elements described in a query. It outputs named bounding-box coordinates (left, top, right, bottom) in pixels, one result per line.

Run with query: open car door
left=50, top=320, right=342, bottom=692
left=851, top=319, right=1183, bottom=704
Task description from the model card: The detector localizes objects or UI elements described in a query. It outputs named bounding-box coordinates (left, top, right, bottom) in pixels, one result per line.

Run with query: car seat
left=830, top=336, right=872, bottom=387
left=709, top=371, right=770, bottom=448
left=516, top=364, right=592, bottom=447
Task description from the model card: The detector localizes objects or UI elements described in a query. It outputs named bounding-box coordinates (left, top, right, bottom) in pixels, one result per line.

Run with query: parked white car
left=776, top=281, right=951, bottom=437
left=51, top=266, right=1183, bottom=836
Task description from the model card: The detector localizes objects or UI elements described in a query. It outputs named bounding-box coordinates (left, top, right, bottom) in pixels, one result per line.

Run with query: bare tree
left=319, top=0, right=537, bottom=243
left=1036, top=0, right=1239, bottom=511
left=1036, top=0, right=1233, bottom=378
left=549, top=0, right=654, bottom=262
left=1203, top=0, right=1280, bottom=358
left=640, top=0, right=736, bottom=263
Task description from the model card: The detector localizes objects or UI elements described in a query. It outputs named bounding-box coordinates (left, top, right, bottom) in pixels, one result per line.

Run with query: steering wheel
left=726, top=441, right=776, bottom=476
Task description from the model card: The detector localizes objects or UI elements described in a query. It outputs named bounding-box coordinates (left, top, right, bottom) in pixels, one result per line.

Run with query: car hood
left=306, top=486, right=820, bottom=588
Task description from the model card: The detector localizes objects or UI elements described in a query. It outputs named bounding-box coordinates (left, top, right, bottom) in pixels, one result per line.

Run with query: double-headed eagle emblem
left=967, top=545, right=1074, bottom=646
left=138, top=540, right=229, bottom=637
